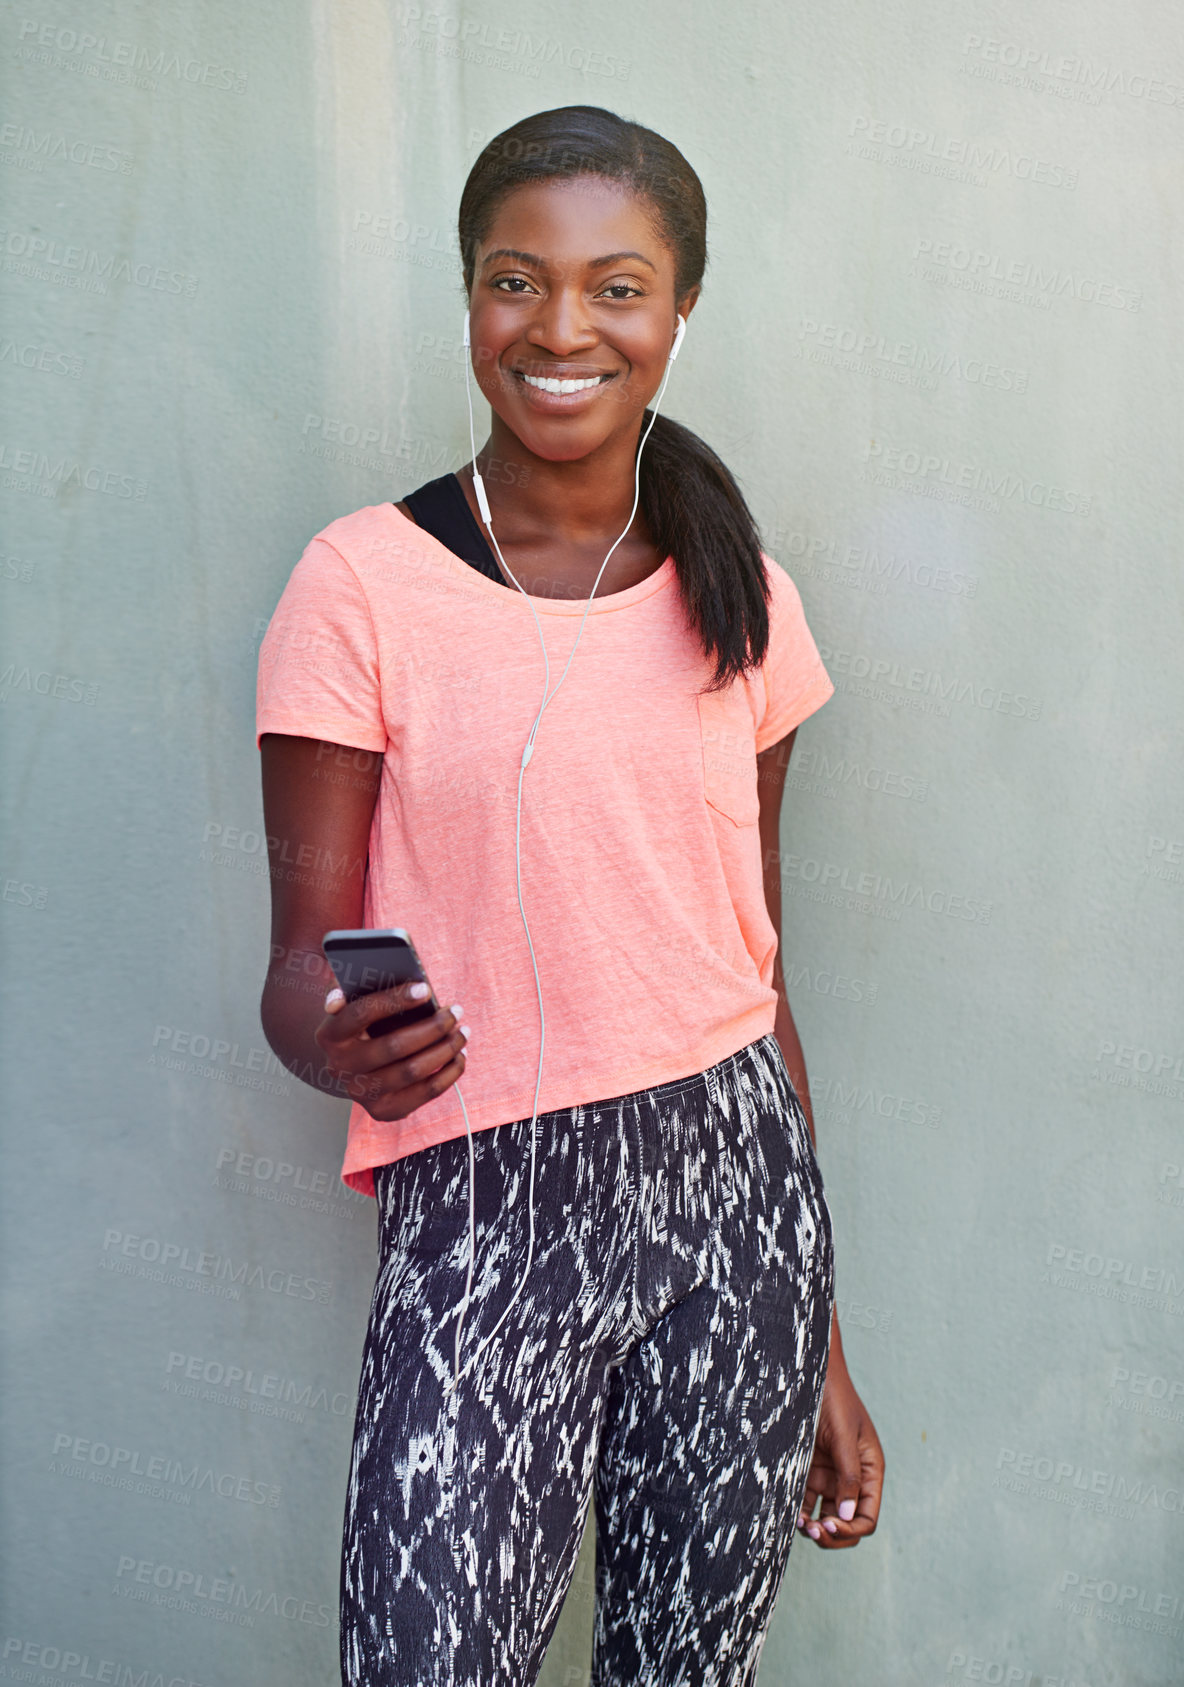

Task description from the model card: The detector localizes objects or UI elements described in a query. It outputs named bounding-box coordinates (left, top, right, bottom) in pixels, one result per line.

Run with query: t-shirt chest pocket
left=696, top=685, right=761, bottom=827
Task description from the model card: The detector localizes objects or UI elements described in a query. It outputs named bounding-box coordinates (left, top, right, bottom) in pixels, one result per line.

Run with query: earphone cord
left=444, top=332, right=682, bottom=1397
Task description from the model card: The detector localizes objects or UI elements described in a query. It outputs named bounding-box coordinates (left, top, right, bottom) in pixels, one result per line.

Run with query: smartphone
left=321, top=928, right=441, bottom=1039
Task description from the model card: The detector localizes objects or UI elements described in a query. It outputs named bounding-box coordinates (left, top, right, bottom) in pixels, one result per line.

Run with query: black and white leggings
left=340, top=1031, right=835, bottom=1686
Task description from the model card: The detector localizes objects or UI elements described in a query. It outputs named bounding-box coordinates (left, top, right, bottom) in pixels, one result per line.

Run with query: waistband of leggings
left=587, top=1031, right=782, bottom=1113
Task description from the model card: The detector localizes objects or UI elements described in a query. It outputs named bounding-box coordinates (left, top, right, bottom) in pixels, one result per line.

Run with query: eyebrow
left=481, top=247, right=657, bottom=273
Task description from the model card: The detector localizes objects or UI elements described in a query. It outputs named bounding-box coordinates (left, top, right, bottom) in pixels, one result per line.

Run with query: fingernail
left=450, top=1003, right=464, bottom=1018
left=838, top=1499, right=856, bottom=1521
left=459, top=1024, right=471, bottom=1039
left=807, top=1524, right=821, bottom=1541
left=325, top=988, right=345, bottom=1008
left=823, top=1518, right=838, bottom=1534
left=409, top=982, right=430, bottom=999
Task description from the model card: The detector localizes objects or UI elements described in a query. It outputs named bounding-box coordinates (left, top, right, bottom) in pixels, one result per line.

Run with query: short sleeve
left=753, top=555, right=835, bottom=752
left=255, top=535, right=386, bottom=752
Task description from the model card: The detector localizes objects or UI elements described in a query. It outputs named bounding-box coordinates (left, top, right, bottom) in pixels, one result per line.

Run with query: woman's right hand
left=314, top=983, right=470, bottom=1121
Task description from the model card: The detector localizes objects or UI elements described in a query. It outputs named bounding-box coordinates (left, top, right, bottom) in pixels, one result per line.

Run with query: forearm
left=771, top=986, right=816, bottom=1146
left=260, top=944, right=351, bottom=1100
left=767, top=908, right=847, bottom=1360
left=762, top=829, right=819, bottom=1145
left=257, top=733, right=382, bottom=1101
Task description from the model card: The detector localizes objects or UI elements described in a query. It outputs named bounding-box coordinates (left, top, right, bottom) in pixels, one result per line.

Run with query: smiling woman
left=255, top=103, right=883, bottom=1687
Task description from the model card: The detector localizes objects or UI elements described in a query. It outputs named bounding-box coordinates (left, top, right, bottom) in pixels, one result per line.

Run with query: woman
left=257, top=105, right=884, bottom=1687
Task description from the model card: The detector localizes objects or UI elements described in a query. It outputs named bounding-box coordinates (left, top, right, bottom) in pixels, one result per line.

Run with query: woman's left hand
left=796, top=1354, right=885, bottom=1549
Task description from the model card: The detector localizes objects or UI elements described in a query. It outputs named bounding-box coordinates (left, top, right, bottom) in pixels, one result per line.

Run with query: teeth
left=521, top=373, right=605, bottom=394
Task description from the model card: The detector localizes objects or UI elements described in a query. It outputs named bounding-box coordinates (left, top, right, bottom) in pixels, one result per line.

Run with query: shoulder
left=756, top=551, right=815, bottom=661
left=758, top=550, right=807, bottom=613
left=305, top=502, right=403, bottom=567
left=747, top=548, right=833, bottom=743
left=283, top=502, right=436, bottom=598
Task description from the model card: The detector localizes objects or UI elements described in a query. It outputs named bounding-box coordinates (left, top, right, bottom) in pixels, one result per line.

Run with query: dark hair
left=458, top=106, right=770, bottom=693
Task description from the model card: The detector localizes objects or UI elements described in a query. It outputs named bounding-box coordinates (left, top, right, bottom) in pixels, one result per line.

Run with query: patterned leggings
left=340, top=1031, right=835, bottom=1686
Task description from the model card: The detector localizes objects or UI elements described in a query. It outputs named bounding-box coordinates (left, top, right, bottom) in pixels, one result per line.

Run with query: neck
left=476, top=414, right=651, bottom=546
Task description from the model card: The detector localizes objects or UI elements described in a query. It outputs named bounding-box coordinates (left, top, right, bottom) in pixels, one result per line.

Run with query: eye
left=491, top=274, right=538, bottom=294
left=598, top=282, right=644, bottom=301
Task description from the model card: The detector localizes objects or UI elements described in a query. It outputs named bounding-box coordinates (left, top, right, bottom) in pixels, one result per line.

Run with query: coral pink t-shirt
left=256, top=503, right=834, bottom=1196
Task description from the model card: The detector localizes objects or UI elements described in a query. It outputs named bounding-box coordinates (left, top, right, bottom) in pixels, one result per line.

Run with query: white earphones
left=442, top=306, right=688, bottom=1395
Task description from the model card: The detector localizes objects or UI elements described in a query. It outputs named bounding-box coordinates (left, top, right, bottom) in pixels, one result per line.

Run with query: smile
left=513, top=371, right=616, bottom=395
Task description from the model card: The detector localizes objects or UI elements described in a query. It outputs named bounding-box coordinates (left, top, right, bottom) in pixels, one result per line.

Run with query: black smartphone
left=321, top=928, right=441, bottom=1039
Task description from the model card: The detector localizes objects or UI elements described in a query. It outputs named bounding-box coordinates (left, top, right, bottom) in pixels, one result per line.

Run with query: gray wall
left=2, top=2, right=1180, bottom=1682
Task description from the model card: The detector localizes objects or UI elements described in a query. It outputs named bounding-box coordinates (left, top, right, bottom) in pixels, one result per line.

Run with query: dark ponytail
left=457, top=105, right=770, bottom=694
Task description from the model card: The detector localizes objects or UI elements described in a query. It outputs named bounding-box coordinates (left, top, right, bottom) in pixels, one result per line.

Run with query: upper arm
left=757, top=728, right=796, bottom=936
left=757, top=727, right=796, bottom=860
left=259, top=733, right=382, bottom=963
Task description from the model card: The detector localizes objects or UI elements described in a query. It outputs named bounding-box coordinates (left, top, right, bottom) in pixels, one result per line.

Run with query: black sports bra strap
left=399, top=474, right=507, bottom=588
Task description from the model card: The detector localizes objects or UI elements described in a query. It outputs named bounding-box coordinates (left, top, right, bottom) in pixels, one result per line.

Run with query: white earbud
left=669, top=314, right=687, bottom=363
left=462, top=308, right=471, bottom=348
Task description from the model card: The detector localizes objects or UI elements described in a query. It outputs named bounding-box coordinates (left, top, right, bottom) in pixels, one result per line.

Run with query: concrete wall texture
left=2, top=1, right=1180, bottom=1682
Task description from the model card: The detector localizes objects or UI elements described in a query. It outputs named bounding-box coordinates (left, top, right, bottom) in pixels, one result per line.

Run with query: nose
left=524, top=285, right=597, bottom=357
